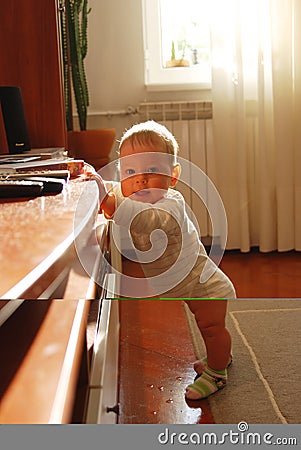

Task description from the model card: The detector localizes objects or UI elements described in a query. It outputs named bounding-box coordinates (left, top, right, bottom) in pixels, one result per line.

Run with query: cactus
left=171, top=40, right=176, bottom=61
left=60, top=0, right=91, bottom=131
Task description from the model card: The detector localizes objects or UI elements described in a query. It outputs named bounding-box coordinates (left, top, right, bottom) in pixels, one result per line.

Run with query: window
left=142, top=0, right=211, bottom=91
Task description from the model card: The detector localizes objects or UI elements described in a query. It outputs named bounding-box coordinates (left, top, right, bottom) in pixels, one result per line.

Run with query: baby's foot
left=193, top=357, right=207, bottom=376
left=194, top=355, right=233, bottom=379
left=185, top=366, right=227, bottom=401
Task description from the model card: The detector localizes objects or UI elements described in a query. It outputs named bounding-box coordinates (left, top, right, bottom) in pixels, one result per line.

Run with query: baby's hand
left=84, top=162, right=97, bottom=178
left=84, top=164, right=108, bottom=202
left=84, top=163, right=115, bottom=218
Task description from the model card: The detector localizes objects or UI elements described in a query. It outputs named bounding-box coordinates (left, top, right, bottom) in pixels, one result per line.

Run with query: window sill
left=145, top=81, right=211, bottom=92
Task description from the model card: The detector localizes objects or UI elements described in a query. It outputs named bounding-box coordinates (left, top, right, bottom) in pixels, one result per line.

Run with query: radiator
left=139, top=101, right=215, bottom=238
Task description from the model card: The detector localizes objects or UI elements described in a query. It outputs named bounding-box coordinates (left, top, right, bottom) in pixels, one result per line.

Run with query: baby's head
left=118, top=121, right=180, bottom=203
left=119, top=120, right=179, bottom=164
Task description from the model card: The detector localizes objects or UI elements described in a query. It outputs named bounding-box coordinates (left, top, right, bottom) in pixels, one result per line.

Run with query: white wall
left=85, top=0, right=211, bottom=157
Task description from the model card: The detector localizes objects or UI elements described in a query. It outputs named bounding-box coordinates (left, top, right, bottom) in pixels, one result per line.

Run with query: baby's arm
left=101, top=191, right=116, bottom=219
left=92, top=173, right=116, bottom=218
left=84, top=164, right=116, bottom=218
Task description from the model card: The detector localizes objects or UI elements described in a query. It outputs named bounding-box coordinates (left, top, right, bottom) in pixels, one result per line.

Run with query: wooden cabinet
left=0, top=182, right=121, bottom=423
left=0, top=3, right=121, bottom=423
left=0, top=0, right=66, bottom=149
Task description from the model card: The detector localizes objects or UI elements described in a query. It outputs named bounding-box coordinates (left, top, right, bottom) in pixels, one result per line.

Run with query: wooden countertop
left=0, top=178, right=103, bottom=299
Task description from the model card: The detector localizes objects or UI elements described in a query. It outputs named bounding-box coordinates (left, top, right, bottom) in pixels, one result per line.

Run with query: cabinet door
left=86, top=276, right=120, bottom=424
left=0, top=0, right=66, bottom=149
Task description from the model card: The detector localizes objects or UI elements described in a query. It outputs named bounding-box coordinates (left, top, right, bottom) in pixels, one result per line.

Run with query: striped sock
left=194, top=355, right=233, bottom=380
left=185, top=366, right=227, bottom=400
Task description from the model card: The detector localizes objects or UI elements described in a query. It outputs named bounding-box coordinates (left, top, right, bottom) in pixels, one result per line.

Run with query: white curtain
left=209, top=0, right=301, bottom=251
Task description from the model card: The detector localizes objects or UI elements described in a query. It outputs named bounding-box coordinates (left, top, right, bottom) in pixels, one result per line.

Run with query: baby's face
left=119, top=140, right=178, bottom=204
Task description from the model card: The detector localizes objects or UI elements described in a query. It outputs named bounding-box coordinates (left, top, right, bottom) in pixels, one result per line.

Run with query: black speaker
left=0, top=86, right=31, bottom=154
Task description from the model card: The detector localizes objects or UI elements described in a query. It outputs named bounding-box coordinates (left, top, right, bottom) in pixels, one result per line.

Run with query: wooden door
left=0, top=0, right=66, bottom=150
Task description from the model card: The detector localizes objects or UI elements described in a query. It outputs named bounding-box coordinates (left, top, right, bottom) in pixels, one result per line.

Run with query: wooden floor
left=117, top=249, right=301, bottom=424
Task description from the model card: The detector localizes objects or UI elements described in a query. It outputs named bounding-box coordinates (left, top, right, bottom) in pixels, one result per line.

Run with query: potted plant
left=60, top=0, right=116, bottom=170
left=165, top=39, right=190, bottom=68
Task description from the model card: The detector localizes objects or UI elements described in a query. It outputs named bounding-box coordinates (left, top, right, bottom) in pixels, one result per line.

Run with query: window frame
left=141, top=0, right=212, bottom=91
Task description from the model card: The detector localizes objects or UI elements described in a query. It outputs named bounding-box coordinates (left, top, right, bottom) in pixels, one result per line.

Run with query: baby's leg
left=186, top=299, right=231, bottom=370
left=185, top=299, right=231, bottom=400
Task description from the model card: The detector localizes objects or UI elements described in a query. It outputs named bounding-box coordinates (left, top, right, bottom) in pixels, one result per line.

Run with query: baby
left=89, top=120, right=235, bottom=401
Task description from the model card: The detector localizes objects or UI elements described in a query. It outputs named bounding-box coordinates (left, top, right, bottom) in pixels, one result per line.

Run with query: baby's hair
left=118, top=120, right=179, bottom=165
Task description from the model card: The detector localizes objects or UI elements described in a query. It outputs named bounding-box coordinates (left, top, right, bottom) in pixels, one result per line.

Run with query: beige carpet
left=184, top=299, right=301, bottom=424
